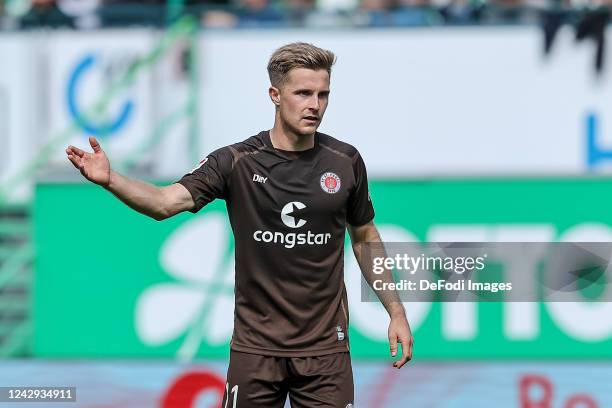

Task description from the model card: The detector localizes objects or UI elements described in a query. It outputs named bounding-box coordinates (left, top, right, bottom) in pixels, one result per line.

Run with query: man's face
left=271, top=68, right=330, bottom=137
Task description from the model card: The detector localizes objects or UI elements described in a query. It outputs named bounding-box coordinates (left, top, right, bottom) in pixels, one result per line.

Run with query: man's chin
left=296, top=124, right=319, bottom=136
left=282, top=119, right=319, bottom=137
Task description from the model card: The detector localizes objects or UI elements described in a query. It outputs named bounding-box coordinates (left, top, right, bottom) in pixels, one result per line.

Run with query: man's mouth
left=303, top=116, right=319, bottom=122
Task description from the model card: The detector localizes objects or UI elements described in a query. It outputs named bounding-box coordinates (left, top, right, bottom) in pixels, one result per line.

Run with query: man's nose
left=308, top=95, right=320, bottom=111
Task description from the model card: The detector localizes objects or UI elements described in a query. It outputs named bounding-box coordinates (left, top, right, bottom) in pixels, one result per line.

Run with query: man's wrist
left=103, top=170, right=116, bottom=191
left=388, top=302, right=406, bottom=319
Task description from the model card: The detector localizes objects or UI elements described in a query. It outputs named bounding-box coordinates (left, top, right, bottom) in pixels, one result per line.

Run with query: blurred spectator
left=285, top=0, right=316, bottom=26
left=202, top=9, right=238, bottom=27
left=235, top=0, right=284, bottom=27
left=3, top=0, right=34, bottom=20
left=4, top=0, right=609, bottom=30
left=1, top=0, right=25, bottom=29
left=393, top=0, right=443, bottom=25
left=439, top=0, right=485, bottom=24
left=483, top=0, right=539, bottom=24
left=57, top=0, right=101, bottom=29
left=355, top=0, right=395, bottom=26
left=20, top=0, right=74, bottom=28
left=0, top=0, right=6, bottom=30
left=104, top=0, right=165, bottom=4
left=202, top=0, right=284, bottom=28
left=355, top=0, right=442, bottom=26
left=488, top=0, right=525, bottom=19
left=101, top=0, right=166, bottom=27
left=317, top=0, right=360, bottom=12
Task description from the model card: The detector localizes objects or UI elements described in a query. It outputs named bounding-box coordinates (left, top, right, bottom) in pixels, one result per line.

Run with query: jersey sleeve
left=347, top=152, right=375, bottom=226
left=176, top=147, right=233, bottom=213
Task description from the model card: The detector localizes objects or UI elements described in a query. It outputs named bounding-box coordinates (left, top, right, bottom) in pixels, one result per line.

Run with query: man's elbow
left=152, top=188, right=184, bottom=221
left=151, top=206, right=175, bottom=221
left=152, top=213, right=168, bottom=222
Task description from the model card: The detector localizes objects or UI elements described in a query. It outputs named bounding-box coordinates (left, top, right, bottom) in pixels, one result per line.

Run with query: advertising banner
left=2, top=361, right=611, bottom=407
left=34, top=179, right=612, bottom=358
left=44, top=30, right=154, bottom=167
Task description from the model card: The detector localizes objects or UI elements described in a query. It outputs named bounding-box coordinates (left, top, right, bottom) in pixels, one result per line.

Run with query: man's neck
left=270, top=119, right=315, bottom=152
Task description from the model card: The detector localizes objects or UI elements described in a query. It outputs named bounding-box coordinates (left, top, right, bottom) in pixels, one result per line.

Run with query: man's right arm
left=66, top=136, right=195, bottom=221
left=104, top=171, right=194, bottom=221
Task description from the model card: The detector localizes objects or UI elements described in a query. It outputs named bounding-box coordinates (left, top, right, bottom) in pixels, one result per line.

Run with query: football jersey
left=177, top=130, right=374, bottom=357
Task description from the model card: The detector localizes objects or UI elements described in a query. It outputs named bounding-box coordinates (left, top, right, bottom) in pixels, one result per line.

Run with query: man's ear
left=269, top=86, right=280, bottom=106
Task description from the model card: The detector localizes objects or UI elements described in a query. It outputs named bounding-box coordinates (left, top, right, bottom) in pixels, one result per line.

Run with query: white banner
left=197, top=27, right=612, bottom=176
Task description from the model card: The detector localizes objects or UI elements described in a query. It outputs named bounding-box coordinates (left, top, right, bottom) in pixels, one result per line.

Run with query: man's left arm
left=348, top=221, right=414, bottom=369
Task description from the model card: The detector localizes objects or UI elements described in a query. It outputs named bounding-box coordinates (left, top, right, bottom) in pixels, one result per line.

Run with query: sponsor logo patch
left=281, top=202, right=307, bottom=229
left=252, top=173, right=268, bottom=184
left=253, top=201, right=331, bottom=248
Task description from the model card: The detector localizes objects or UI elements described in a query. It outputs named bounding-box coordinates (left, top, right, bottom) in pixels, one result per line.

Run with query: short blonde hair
left=267, top=42, right=336, bottom=88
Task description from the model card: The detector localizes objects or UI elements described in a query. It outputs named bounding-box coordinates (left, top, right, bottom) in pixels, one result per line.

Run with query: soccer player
left=66, top=42, right=413, bottom=407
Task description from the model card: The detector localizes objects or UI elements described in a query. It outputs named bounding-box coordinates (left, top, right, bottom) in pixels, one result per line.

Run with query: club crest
left=320, top=172, right=341, bottom=194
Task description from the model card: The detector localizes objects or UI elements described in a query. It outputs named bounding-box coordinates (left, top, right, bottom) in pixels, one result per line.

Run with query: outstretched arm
left=348, top=221, right=414, bottom=369
left=66, top=137, right=194, bottom=221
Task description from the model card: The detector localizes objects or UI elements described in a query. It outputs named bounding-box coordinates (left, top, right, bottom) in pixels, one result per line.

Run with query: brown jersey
left=177, top=130, right=374, bottom=357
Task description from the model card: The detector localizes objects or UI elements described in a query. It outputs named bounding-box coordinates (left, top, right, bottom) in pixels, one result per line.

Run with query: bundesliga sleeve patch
left=320, top=172, right=341, bottom=194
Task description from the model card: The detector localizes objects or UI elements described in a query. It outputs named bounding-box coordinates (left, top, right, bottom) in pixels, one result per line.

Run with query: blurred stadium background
left=2, top=0, right=612, bottom=406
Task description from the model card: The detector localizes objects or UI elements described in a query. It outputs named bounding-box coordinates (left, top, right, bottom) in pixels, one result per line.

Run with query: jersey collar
left=262, top=130, right=320, bottom=161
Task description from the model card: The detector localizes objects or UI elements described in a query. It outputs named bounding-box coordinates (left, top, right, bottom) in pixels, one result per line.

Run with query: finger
left=389, top=334, right=398, bottom=357
left=408, top=338, right=414, bottom=361
left=67, top=154, right=82, bottom=169
left=66, top=145, right=85, bottom=158
left=89, top=137, right=102, bottom=153
left=394, top=338, right=411, bottom=369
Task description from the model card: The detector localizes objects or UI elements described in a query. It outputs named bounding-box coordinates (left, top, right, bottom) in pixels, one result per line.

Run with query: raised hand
left=66, top=137, right=111, bottom=187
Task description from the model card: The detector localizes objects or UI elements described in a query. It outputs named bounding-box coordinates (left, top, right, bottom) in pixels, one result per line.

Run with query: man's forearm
left=351, top=226, right=406, bottom=319
left=354, top=242, right=404, bottom=317
left=104, top=170, right=171, bottom=221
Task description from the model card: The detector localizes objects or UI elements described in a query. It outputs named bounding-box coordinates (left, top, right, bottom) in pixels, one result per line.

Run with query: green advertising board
left=34, top=179, right=612, bottom=359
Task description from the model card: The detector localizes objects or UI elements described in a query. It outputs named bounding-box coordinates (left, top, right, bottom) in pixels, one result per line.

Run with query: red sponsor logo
left=520, top=374, right=598, bottom=408
left=161, top=371, right=225, bottom=408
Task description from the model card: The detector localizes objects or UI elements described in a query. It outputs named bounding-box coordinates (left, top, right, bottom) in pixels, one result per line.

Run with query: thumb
left=389, top=335, right=398, bottom=357
left=89, top=136, right=102, bottom=153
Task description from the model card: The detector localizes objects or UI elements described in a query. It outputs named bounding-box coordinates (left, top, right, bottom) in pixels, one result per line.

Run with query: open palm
left=66, top=137, right=111, bottom=187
